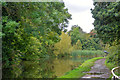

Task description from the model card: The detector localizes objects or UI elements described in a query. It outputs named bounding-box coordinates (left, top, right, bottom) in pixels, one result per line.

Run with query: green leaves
left=68, top=26, right=102, bottom=50
left=54, top=31, right=73, bottom=56
left=73, top=40, right=82, bottom=50
left=91, top=2, right=120, bottom=44
left=4, top=21, right=19, bottom=33
left=2, top=2, right=72, bottom=73
left=91, top=2, right=120, bottom=65
left=2, top=16, right=8, bottom=23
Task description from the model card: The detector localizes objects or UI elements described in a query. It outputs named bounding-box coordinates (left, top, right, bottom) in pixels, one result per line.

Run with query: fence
left=111, top=66, right=120, bottom=80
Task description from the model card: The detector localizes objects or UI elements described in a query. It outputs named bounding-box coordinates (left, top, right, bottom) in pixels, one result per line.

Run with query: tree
left=54, top=32, right=73, bottom=56
left=91, top=2, right=120, bottom=44
left=68, top=26, right=102, bottom=50
left=2, top=2, right=72, bottom=77
left=73, top=40, right=82, bottom=50
left=91, top=2, right=120, bottom=65
left=68, top=25, right=85, bottom=45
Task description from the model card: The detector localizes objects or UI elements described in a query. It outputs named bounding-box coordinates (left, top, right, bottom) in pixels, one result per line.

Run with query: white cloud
left=63, top=0, right=95, bottom=33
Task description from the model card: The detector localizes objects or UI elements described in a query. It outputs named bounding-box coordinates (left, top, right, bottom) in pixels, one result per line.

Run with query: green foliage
left=71, top=50, right=105, bottom=58
left=54, top=32, right=73, bottom=56
left=24, top=36, right=42, bottom=60
left=68, top=26, right=102, bottom=50
left=0, top=32, right=2, bottom=38
left=4, top=21, right=19, bottom=33
left=69, top=25, right=84, bottom=45
left=91, top=2, right=120, bottom=65
left=104, top=43, right=120, bottom=65
left=2, top=2, right=72, bottom=74
left=91, top=2, right=120, bottom=44
left=105, top=58, right=118, bottom=79
left=73, top=40, right=82, bottom=50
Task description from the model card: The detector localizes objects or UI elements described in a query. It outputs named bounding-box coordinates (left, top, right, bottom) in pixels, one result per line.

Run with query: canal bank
left=57, top=57, right=104, bottom=78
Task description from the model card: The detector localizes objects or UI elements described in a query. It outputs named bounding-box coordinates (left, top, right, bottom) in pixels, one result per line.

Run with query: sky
left=63, top=0, right=95, bottom=33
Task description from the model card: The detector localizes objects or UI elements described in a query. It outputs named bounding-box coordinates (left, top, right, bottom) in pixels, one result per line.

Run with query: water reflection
left=3, top=57, right=91, bottom=78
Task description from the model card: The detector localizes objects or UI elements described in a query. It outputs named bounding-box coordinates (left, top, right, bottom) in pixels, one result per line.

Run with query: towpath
left=82, top=58, right=111, bottom=79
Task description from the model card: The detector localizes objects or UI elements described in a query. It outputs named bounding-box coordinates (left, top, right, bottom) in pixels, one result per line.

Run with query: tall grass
left=70, top=50, right=105, bottom=58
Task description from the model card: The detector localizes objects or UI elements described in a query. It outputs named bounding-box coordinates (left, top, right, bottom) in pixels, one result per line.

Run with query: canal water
left=3, top=57, right=92, bottom=78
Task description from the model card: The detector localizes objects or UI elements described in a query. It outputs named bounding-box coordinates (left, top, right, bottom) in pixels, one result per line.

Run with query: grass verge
left=55, top=57, right=104, bottom=79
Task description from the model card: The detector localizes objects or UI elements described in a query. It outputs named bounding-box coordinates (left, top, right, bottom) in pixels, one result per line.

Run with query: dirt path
left=82, top=58, right=111, bottom=79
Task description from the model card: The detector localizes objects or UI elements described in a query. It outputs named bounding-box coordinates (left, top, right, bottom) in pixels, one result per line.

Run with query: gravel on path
left=82, top=58, right=111, bottom=79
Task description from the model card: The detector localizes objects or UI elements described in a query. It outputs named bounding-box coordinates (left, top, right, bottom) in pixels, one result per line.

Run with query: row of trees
left=91, top=2, right=120, bottom=65
left=2, top=2, right=71, bottom=69
left=53, top=25, right=103, bottom=57
left=69, top=25, right=103, bottom=50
